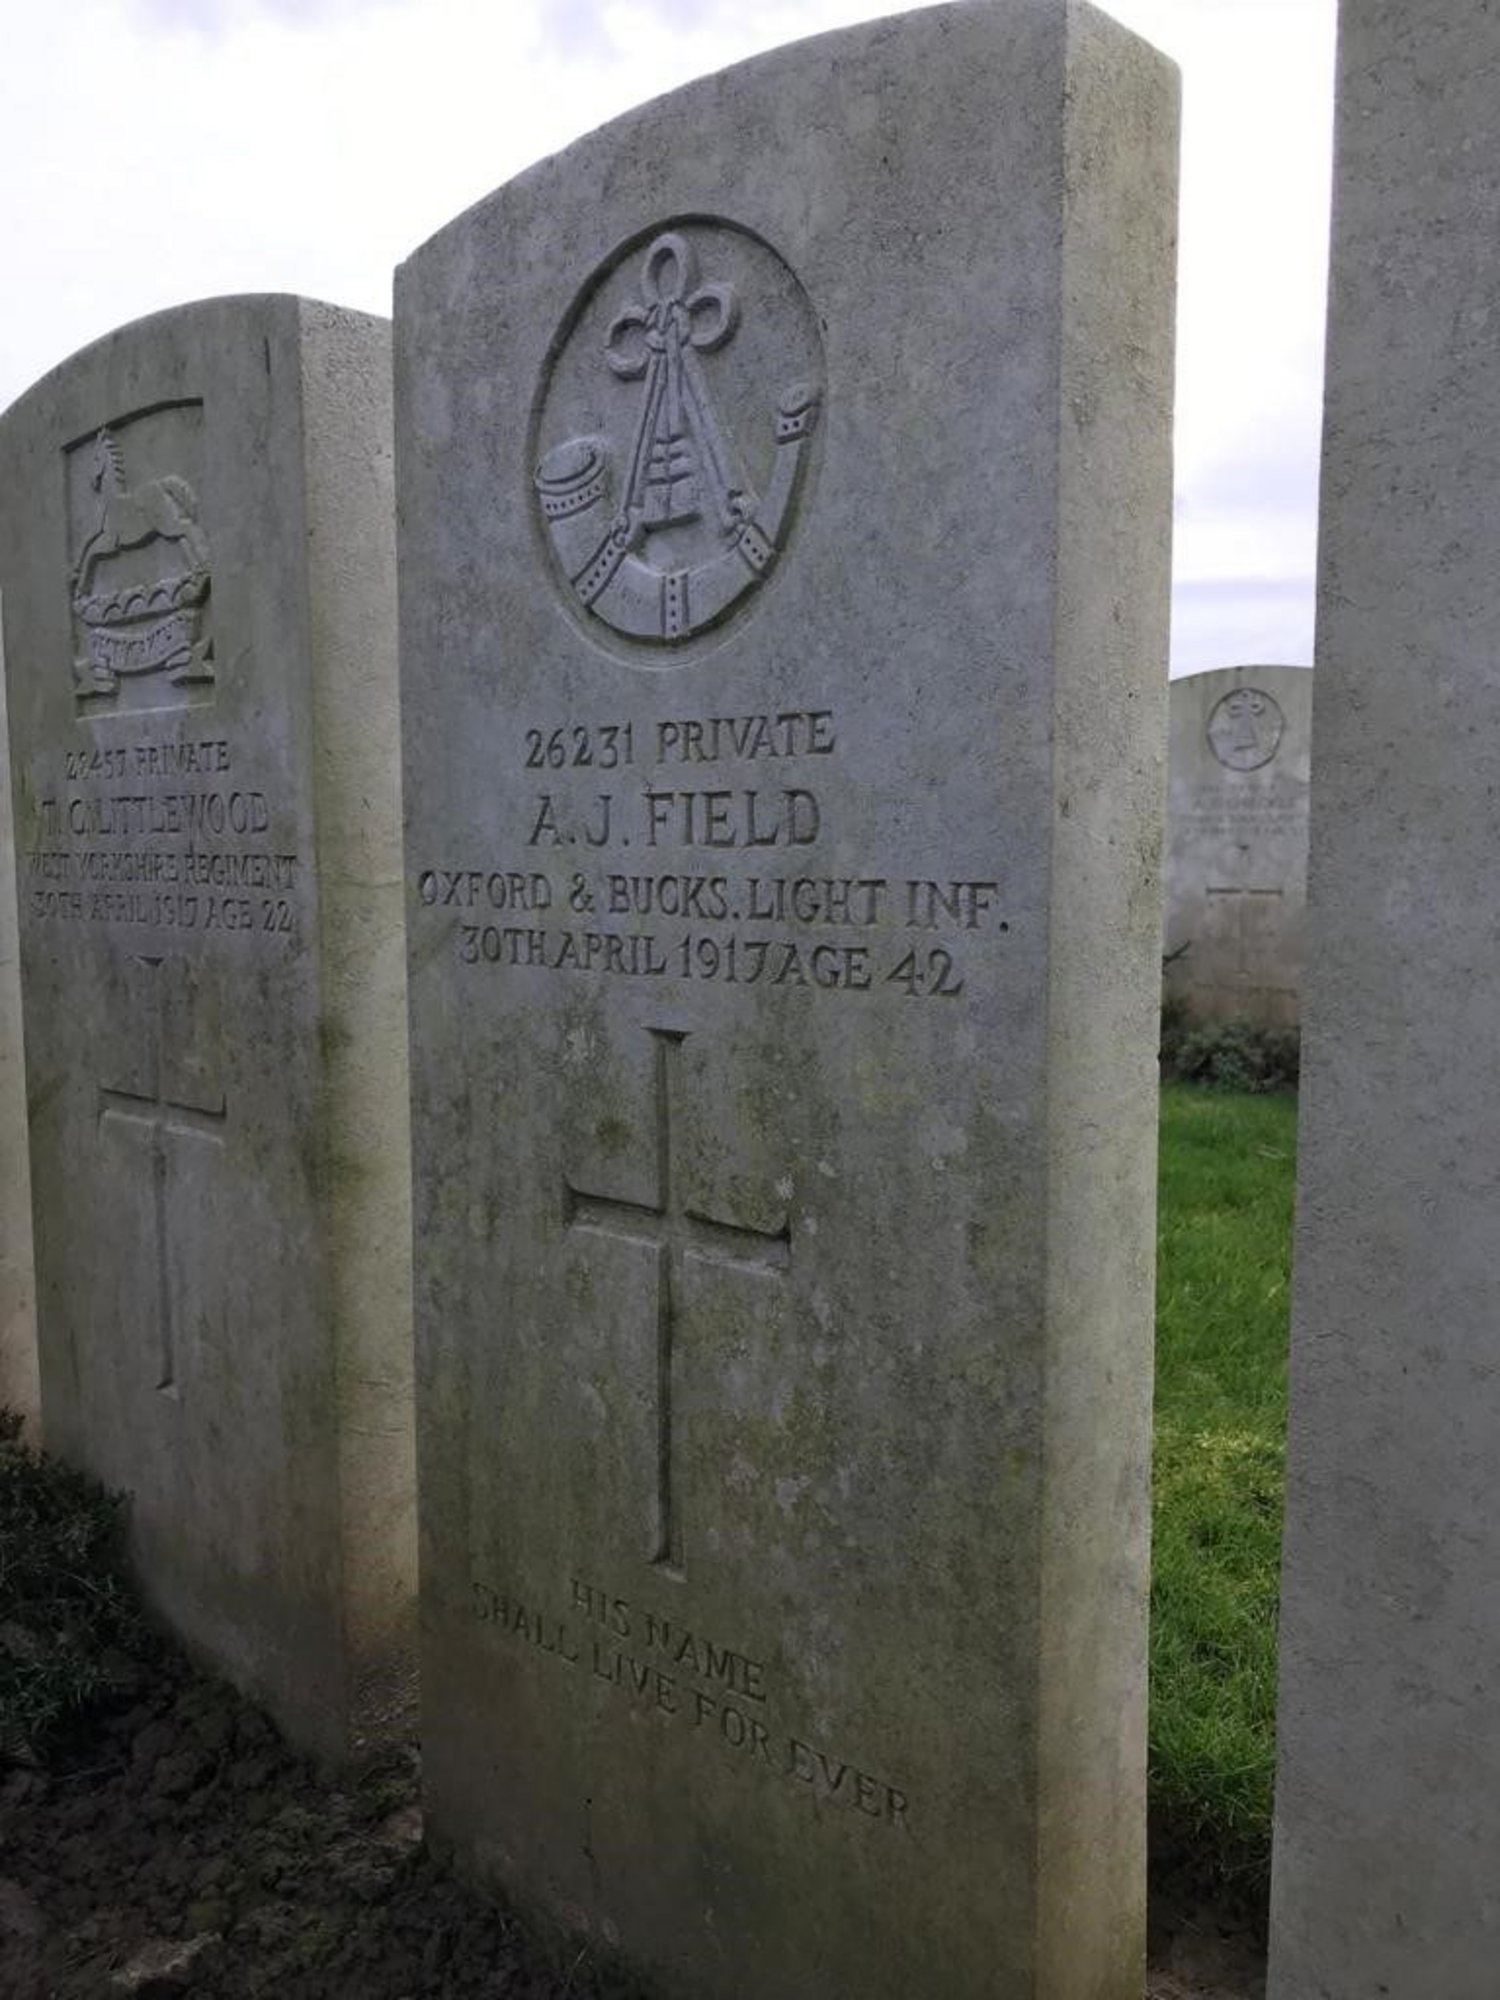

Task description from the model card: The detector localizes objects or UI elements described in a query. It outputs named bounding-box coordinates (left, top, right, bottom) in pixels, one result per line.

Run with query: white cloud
left=1172, top=577, right=1315, bottom=678
left=123, top=0, right=394, bottom=28
left=1110, top=0, right=1336, bottom=667
left=0, top=0, right=1336, bottom=673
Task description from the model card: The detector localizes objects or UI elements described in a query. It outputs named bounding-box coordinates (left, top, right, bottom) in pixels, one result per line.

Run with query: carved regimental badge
left=1208, top=687, right=1285, bottom=771
left=68, top=414, right=213, bottom=705
left=533, top=225, right=823, bottom=652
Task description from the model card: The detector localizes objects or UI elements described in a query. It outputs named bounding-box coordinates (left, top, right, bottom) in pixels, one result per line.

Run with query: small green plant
left=0, top=1407, right=153, bottom=1763
left=1162, top=1011, right=1300, bottom=1094
left=1158, top=989, right=1192, bottom=1049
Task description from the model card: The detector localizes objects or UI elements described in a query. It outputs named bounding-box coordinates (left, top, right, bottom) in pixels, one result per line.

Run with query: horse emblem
left=70, top=429, right=213, bottom=699
left=534, top=231, right=820, bottom=646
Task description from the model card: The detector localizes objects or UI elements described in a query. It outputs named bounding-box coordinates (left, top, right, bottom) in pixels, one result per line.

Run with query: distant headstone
left=0, top=297, right=415, bottom=1758
left=398, top=6, right=1177, bottom=1995
left=0, top=626, right=38, bottom=1437
left=1163, top=664, right=1311, bottom=1026
left=1268, top=7, right=1500, bottom=1998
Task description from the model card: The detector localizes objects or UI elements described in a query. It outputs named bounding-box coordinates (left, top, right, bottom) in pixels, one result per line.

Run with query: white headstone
left=1269, top=6, right=1500, bottom=1995
left=0, top=297, right=416, bottom=1757
left=398, top=6, right=1178, bottom=1994
left=1163, top=664, right=1311, bottom=1027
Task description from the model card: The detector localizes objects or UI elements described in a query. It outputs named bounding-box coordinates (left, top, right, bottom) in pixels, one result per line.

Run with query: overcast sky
left=0, top=0, right=1336, bottom=675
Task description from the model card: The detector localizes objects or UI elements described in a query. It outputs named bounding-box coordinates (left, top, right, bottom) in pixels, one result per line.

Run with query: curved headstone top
left=397, top=6, right=1179, bottom=1997
left=1164, top=663, right=1313, bottom=1027
left=0, top=294, right=416, bottom=1759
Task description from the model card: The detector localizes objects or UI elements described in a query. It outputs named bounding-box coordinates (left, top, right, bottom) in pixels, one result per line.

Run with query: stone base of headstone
left=0, top=296, right=416, bottom=1758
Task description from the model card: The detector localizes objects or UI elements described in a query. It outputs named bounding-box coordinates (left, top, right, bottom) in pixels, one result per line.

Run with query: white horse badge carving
left=71, top=429, right=213, bottom=698
left=534, top=231, right=820, bottom=647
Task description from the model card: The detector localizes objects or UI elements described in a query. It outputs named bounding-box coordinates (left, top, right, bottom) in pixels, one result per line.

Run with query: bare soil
left=0, top=1644, right=1263, bottom=1999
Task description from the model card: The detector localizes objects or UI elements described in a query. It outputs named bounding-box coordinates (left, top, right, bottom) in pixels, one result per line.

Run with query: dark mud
left=0, top=1644, right=642, bottom=2000
left=0, top=1643, right=1262, bottom=1999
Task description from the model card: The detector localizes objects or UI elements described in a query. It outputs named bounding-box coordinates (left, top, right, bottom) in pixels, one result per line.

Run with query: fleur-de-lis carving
left=604, top=234, right=750, bottom=537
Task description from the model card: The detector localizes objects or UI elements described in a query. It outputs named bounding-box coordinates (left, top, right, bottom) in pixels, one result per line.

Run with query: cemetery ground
left=0, top=1081, right=1291, bottom=2000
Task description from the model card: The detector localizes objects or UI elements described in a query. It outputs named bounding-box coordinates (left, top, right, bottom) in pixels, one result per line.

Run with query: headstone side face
left=399, top=5, right=1176, bottom=1996
left=1040, top=4, right=1177, bottom=1987
left=0, top=296, right=415, bottom=1757
left=0, top=618, right=39, bottom=1437
left=1269, top=7, right=1500, bottom=1997
left=296, top=301, right=418, bottom=1744
left=1163, top=663, right=1311, bottom=1028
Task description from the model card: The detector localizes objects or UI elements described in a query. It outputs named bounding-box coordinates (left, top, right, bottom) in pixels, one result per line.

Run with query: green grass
left=1151, top=1082, right=1297, bottom=1891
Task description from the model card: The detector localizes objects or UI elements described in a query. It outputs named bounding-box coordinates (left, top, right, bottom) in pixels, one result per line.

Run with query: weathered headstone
left=0, top=621, right=39, bottom=1436
left=0, top=297, right=416, bottom=1757
left=1163, top=663, right=1311, bottom=1027
left=398, top=6, right=1177, bottom=1994
left=1268, top=7, right=1500, bottom=1997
